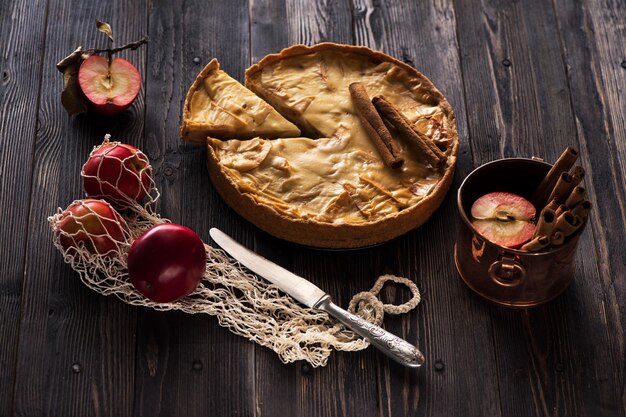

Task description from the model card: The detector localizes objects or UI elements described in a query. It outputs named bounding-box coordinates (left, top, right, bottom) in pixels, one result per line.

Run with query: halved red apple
left=78, top=55, right=141, bottom=115
left=470, top=192, right=536, bottom=248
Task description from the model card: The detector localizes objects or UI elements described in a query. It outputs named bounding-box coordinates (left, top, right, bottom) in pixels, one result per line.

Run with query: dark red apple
left=78, top=55, right=141, bottom=115
left=471, top=192, right=536, bottom=248
left=82, top=140, right=152, bottom=206
left=128, top=223, right=206, bottom=303
left=56, top=198, right=128, bottom=258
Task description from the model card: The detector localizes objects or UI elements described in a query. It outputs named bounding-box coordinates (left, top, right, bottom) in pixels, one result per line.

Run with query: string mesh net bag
left=48, top=135, right=422, bottom=367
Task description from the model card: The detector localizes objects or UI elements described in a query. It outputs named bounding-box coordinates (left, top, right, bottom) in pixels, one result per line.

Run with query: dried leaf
left=60, top=61, right=87, bottom=115
left=56, top=46, right=84, bottom=72
left=95, top=19, right=114, bottom=42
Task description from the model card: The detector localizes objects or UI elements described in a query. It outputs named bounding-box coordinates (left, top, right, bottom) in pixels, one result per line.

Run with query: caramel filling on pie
left=207, top=50, right=453, bottom=225
left=181, top=59, right=300, bottom=143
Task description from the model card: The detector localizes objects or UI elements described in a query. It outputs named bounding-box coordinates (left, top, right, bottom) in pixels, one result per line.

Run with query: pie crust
left=183, top=43, right=459, bottom=248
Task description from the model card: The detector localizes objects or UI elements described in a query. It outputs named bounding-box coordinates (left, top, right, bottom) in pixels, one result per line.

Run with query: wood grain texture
left=455, top=0, right=624, bottom=415
left=11, top=0, right=146, bottom=415
left=552, top=0, right=626, bottom=412
left=1, top=0, right=625, bottom=416
left=0, top=0, right=48, bottom=414
left=134, top=0, right=256, bottom=416
left=454, top=0, right=578, bottom=164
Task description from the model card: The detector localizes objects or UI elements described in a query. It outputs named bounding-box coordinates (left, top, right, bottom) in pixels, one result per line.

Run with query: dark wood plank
left=247, top=2, right=300, bottom=416
left=552, top=0, right=626, bottom=412
left=3, top=0, right=623, bottom=416
left=133, top=1, right=256, bottom=416
left=11, top=0, right=147, bottom=415
left=0, top=0, right=48, bottom=414
left=454, top=0, right=624, bottom=415
left=249, top=1, right=383, bottom=416
left=350, top=1, right=503, bottom=415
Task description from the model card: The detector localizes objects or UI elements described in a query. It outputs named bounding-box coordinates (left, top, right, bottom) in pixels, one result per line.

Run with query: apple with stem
left=78, top=55, right=141, bottom=115
left=471, top=192, right=536, bottom=248
left=57, top=20, right=147, bottom=115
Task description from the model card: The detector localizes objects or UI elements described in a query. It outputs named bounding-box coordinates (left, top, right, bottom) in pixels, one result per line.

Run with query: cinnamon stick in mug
left=565, top=186, right=586, bottom=208
left=545, top=197, right=562, bottom=213
left=521, top=235, right=551, bottom=252
left=554, top=211, right=583, bottom=237
left=570, top=165, right=585, bottom=185
left=547, top=172, right=574, bottom=203
left=550, top=231, right=565, bottom=246
left=555, top=204, right=568, bottom=217
left=571, top=200, right=592, bottom=218
left=531, top=146, right=579, bottom=207
left=349, top=83, right=404, bottom=169
left=534, top=207, right=556, bottom=238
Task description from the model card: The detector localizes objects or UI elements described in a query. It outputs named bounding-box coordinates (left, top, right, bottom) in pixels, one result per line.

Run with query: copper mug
left=454, top=158, right=586, bottom=308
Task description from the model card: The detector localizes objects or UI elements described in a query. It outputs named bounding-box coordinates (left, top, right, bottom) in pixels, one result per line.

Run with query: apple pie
left=180, top=59, right=300, bottom=143
left=182, top=43, right=459, bottom=248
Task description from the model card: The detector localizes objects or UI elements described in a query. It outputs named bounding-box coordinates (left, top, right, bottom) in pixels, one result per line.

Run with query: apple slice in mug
left=78, top=55, right=141, bottom=115
left=470, top=192, right=536, bottom=248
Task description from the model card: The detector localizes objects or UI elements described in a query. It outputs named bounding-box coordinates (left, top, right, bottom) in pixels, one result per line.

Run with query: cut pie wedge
left=183, top=44, right=459, bottom=248
left=180, top=59, right=300, bottom=143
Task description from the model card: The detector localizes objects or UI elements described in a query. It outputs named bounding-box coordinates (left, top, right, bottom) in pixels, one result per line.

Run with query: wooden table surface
left=1, top=0, right=625, bottom=416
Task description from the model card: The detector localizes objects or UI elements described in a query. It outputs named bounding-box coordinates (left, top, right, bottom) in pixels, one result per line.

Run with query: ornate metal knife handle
left=314, top=295, right=425, bottom=368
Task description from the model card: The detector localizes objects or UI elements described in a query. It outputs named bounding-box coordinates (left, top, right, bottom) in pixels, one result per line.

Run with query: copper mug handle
left=488, top=255, right=525, bottom=287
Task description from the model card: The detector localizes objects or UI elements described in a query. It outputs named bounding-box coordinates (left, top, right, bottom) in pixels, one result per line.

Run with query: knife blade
left=209, top=228, right=326, bottom=307
left=209, top=228, right=425, bottom=368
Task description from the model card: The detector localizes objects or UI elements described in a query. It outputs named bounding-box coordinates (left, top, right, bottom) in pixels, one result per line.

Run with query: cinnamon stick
left=349, top=83, right=404, bottom=169
left=411, top=125, right=447, bottom=161
left=545, top=198, right=562, bottom=213
left=565, top=186, right=586, bottom=208
left=550, top=231, right=565, bottom=246
left=547, top=172, right=574, bottom=203
left=372, top=95, right=444, bottom=168
left=531, top=146, right=579, bottom=207
left=521, top=235, right=551, bottom=252
left=571, top=200, right=592, bottom=218
left=534, top=207, right=556, bottom=238
left=554, top=211, right=583, bottom=237
left=570, top=166, right=585, bottom=185
left=555, top=204, right=568, bottom=217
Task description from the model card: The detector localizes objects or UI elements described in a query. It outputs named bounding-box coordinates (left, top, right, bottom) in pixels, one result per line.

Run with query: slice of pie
left=180, top=59, right=301, bottom=143
left=183, top=44, right=459, bottom=248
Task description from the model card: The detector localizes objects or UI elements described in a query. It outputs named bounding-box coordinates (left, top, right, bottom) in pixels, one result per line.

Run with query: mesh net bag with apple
left=48, top=134, right=421, bottom=367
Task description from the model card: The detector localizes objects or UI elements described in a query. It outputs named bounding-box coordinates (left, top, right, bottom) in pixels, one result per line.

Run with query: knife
left=209, top=228, right=425, bottom=368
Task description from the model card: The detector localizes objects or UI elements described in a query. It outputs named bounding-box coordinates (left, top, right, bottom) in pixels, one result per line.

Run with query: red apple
left=470, top=192, right=536, bottom=248
left=78, top=55, right=141, bottom=115
left=82, top=140, right=152, bottom=206
left=56, top=198, right=128, bottom=258
left=128, top=224, right=206, bottom=303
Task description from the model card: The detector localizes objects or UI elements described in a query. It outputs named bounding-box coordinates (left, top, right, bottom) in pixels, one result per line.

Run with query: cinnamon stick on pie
left=372, top=95, right=446, bottom=168
left=349, top=83, right=404, bottom=169
left=412, top=125, right=447, bottom=160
